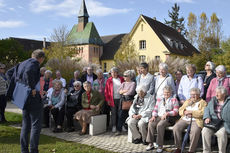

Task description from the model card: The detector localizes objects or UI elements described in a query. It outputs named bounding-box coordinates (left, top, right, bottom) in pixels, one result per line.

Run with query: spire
left=78, top=0, right=89, bottom=18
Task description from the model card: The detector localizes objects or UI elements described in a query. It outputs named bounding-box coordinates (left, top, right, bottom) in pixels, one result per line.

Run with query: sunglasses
left=123, top=75, right=128, bottom=77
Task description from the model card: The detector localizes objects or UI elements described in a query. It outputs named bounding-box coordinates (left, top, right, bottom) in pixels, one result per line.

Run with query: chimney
left=153, top=17, right=156, bottom=20
left=43, top=37, right=46, bottom=48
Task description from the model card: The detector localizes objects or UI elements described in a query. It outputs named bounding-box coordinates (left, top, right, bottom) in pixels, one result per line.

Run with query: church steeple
left=77, top=0, right=89, bottom=32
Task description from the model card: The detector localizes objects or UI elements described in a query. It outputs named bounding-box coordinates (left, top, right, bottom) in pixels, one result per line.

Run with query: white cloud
left=0, top=20, right=26, bottom=28
left=9, top=7, right=15, bottom=11
left=29, top=0, right=131, bottom=17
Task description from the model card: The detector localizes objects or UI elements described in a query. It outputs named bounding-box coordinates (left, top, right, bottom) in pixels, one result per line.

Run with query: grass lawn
left=0, top=112, right=115, bottom=153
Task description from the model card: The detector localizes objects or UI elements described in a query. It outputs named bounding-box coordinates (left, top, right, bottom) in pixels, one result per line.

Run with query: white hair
left=216, top=86, right=227, bottom=95
left=73, top=81, right=82, bottom=87
left=215, top=65, right=226, bottom=72
left=74, top=70, right=80, bottom=75
left=206, top=61, right=215, bottom=71
left=136, top=85, right=147, bottom=93
left=190, top=87, right=201, bottom=95
left=110, top=67, right=119, bottom=73
left=96, top=69, right=103, bottom=74
left=159, top=63, right=168, bottom=71
left=124, top=70, right=136, bottom=79
left=45, top=70, right=52, bottom=75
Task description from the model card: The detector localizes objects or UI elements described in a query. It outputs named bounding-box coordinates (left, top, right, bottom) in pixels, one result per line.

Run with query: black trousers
left=43, top=105, right=65, bottom=127
left=0, top=95, right=7, bottom=121
left=66, top=107, right=79, bottom=128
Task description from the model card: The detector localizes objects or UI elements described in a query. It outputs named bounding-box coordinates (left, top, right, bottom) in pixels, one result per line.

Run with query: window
left=139, top=40, right=146, bottom=50
left=155, top=56, right=160, bottom=60
left=104, top=63, right=107, bottom=72
left=139, top=55, right=146, bottom=62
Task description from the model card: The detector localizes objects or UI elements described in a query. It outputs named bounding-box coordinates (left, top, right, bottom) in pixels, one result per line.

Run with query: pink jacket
left=40, top=77, right=53, bottom=97
left=104, top=76, right=124, bottom=107
left=206, top=77, right=230, bottom=102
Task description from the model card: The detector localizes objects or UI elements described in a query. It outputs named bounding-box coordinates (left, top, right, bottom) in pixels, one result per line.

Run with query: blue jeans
left=20, top=94, right=43, bottom=153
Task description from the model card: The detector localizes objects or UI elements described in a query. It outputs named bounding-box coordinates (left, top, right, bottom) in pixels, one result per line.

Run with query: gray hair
left=159, top=63, right=168, bottom=71
left=163, top=85, right=172, bottom=93
left=74, top=70, right=80, bottom=75
left=54, top=80, right=63, bottom=88
left=45, top=70, right=52, bottom=75
left=186, top=64, right=196, bottom=72
left=206, top=61, right=215, bottom=71
left=136, top=85, right=147, bottom=93
left=0, top=63, right=6, bottom=69
left=31, top=49, right=45, bottom=59
left=216, top=86, right=227, bottom=95
left=190, top=87, right=201, bottom=95
left=215, top=65, right=226, bottom=72
left=96, top=69, right=103, bottom=74
left=124, top=70, right=136, bottom=79
left=110, top=67, right=119, bottom=73
left=56, top=70, right=61, bottom=74
left=73, top=81, right=82, bottom=87
left=83, top=81, right=91, bottom=86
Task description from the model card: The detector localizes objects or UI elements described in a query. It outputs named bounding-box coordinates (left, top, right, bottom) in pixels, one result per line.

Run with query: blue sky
left=0, top=0, right=229, bottom=41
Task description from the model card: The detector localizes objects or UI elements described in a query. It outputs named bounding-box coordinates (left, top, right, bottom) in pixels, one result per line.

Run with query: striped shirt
left=152, top=97, right=179, bottom=117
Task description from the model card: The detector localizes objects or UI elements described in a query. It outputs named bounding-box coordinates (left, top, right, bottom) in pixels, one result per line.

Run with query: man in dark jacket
left=81, top=66, right=97, bottom=85
left=12, top=49, right=45, bottom=153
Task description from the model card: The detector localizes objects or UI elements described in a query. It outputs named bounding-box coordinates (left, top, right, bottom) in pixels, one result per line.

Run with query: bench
left=89, top=114, right=107, bottom=136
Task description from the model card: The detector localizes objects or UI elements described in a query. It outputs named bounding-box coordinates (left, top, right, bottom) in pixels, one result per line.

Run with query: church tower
left=77, top=0, right=89, bottom=32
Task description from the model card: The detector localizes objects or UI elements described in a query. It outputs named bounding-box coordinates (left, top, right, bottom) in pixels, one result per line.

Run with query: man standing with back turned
left=17, top=49, right=45, bottom=153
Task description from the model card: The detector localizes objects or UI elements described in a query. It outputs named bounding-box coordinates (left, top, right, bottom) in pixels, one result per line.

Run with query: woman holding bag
left=115, top=70, right=136, bottom=135
left=202, top=86, right=230, bottom=153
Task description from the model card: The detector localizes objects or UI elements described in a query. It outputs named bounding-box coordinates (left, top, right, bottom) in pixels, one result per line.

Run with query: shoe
left=133, top=138, right=142, bottom=144
left=66, top=128, right=74, bottom=132
left=156, top=147, right=163, bottom=153
left=112, top=126, right=117, bottom=133
left=115, top=131, right=121, bottom=136
left=79, top=131, right=87, bottom=135
left=173, top=148, right=181, bottom=153
left=146, top=143, right=154, bottom=151
left=142, top=140, right=148, bottom=145
left=53, top=128, right=63, bottom=133
left=122, top=126, right=127, bottom=132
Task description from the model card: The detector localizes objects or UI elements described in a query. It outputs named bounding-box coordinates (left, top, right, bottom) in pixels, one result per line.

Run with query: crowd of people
left=1, top=51, right=230, bottom=153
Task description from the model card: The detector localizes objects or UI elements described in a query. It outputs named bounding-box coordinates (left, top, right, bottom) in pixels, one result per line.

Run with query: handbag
left=203, top=118, right=223, bottom=131
left=167, top=115, right=180, bottom=125
left=12, top=82, right=31, bottom=110
left=122, top=101, right=133, bottom=110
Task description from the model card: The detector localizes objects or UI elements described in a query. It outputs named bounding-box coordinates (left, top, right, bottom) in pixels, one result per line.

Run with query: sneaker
left=112, top=126, right=117, bottom=133
left=153, top=142, right=158, bottom=148
left=146, top=143, right=154, bottom=151
left=115, top=131, right=121, bottom=136
left=122, top=126, right=127, bottom=132
left=156, top=147, right=163, bottom=153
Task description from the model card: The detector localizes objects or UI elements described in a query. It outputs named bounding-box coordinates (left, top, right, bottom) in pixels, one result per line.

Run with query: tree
left=165, top=3, right=186, bottom=35
left=198, top=12, right=209, bottom=51
left=187, top=12, right=197, bottom=45
left=0, top=38, right=32, bottom=68
left=114, top=35, right=138, bottom=63
left=44, top=25, right=75, bottom=60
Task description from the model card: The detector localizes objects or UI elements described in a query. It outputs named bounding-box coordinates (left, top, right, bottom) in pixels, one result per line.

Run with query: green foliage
left=0, top=38, right=32, bottom=68
left=165, top=3, right=186, bottom=36
left=114, top=35, right=139, bottom=63
left=45, top=57, right=100, bottom=84
left=187, top=12, right=197, bottom=45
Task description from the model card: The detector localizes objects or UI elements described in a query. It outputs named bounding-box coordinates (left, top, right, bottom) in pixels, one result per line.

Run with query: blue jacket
left=203, top=96, right=230, bottom=134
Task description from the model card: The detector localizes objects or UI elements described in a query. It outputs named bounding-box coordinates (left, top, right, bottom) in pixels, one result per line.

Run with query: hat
left=0, top=63, right=6, bottom=69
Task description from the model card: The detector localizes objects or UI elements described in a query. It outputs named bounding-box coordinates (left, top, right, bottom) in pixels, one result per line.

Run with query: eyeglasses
left=74, top=85, right=80, bottom=87
left=205, top=64, right=210, bottom=66
left=123, top=75, right=128, bottom=77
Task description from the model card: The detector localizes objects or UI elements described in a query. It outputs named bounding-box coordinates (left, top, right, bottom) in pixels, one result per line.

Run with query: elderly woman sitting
left=146, top=85, right=179, bottom=152
left=202, top=86, right=230, bottom=153
left=127, top=85, right=155, bottom=145
left=43, top=80, right=66, bottom=132
left=206, top=65, right=230, bottom=102
left=65, top=81, right=83, bottom=132
left=74, top=81, right=104, bottom=135
left=173, top=88, right=207, bottom=153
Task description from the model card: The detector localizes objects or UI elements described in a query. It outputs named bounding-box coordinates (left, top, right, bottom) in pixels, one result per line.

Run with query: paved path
left=6, top=102, right=217, bottom=153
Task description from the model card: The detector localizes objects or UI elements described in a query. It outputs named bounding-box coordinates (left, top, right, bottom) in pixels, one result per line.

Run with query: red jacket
left=104, top=76, right=124, bottom=107
left=40, top=77, right=53, bottom=96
